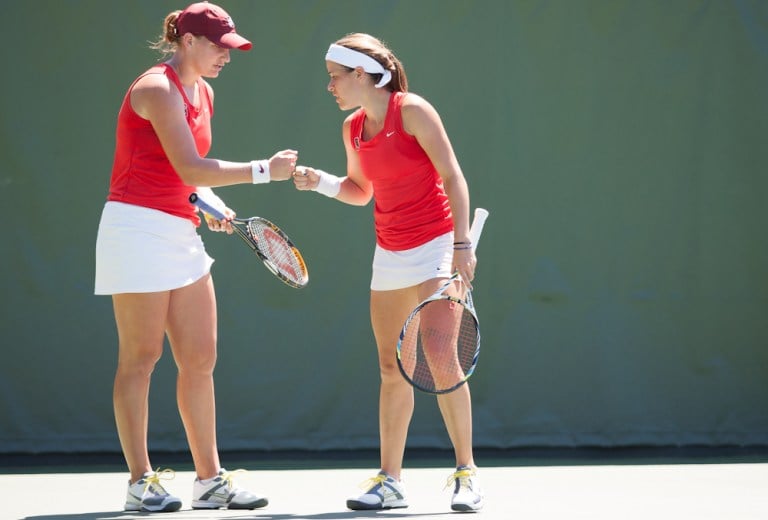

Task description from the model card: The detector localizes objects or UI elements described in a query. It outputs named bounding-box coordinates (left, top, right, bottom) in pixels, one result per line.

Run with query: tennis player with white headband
left=293, top=33, right=485, bottom=513
left=325, top=43, right=392, bottom=88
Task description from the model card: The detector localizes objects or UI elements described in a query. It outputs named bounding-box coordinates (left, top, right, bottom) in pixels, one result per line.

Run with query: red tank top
left=350, top=92, right=453, bottom=251
left=107, top=64, right=212, bottom=226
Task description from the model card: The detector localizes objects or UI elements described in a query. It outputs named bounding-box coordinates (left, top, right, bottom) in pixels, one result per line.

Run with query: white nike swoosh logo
left=386, top=131, right=395, bottom=137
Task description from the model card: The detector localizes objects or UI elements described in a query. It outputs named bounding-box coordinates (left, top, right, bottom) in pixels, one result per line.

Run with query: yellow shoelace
left=359, top=473, right=388, bottom=490
left=218, top=468, right=246, bottom=489
left=444, top=467, right=475, bottom=490
left=143, top=468, right=176, bottom=494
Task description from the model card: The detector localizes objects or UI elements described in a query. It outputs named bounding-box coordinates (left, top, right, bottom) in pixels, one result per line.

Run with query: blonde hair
left=334, top=33, right=408, bottom=92
left=149, top=10, right=183, bottom=56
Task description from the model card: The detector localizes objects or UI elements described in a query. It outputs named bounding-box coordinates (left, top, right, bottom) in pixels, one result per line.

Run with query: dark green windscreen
left=1, top=1, right=766, bottom=452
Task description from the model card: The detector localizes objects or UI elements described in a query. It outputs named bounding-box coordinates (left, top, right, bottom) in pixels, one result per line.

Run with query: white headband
left=325, top=44, right=392, bottom=88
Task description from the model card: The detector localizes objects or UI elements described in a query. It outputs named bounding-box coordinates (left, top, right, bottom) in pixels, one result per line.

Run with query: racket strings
left=247, top=221, right=306, bottom=283
left=400, top=298, right=479, bottom=393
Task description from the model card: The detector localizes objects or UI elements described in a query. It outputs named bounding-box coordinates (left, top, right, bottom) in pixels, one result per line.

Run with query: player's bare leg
left=112, top=291, right=170, bottom=483
left=370, top=287, right=419, bottom=480
left=166, top=273, right=221, bottom=480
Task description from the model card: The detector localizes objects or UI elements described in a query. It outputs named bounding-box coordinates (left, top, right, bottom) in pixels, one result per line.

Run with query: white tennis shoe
left=346, top=471, right=408, bottom=510
left=448, top=465, right=484, bottom=512
left=124, top=469, right=182, bottom=512
left=192, top=468, right=267, bottom=510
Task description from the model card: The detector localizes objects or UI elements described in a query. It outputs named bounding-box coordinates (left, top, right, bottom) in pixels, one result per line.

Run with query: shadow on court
left=22, top=513, right=451, bottom=520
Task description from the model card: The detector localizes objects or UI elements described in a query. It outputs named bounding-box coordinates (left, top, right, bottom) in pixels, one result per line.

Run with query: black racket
left=190, top=192, right=309, bottom=289
left=396, top=208, right=489, bottom=394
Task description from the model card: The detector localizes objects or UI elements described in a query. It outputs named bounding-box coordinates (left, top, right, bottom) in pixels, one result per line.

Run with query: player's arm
left=293, top=116, right=373, bottom=205
left=337, top=117, right=374, bottom=205
left=401, top=94, right=471, bottom=244
left=402, top=94, right=476, bottom=283
left=130, top=73, right=296, bottom=186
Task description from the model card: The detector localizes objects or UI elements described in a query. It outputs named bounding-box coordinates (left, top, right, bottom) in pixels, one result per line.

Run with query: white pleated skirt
left=94, top=201, right=214, bottom=295
left=370, top=231, right=454, bottom=291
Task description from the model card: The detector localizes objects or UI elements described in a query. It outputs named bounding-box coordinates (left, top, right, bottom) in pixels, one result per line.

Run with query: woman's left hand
left=452, top=247, right=477, bottom=290
left=204, top=207, right=235, bottom=234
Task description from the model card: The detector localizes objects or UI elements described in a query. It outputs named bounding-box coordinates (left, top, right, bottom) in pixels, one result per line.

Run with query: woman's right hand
left=268, top=149, right=299, bottom=180
left=204, top=207, right=235, bottom=234
left=292, top=166, right=319, bottom=191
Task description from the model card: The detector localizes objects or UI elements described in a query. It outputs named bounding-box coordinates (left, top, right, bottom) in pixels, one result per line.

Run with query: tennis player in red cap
left=95, top=2, right=297, bottom=512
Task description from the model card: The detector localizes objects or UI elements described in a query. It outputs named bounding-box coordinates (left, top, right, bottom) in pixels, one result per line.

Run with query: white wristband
left=251, top=160, right=270, bottom=184
left=314, top=169, right=342, bottom=198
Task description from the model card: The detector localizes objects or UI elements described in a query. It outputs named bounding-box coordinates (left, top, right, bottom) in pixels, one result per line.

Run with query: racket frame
left=397, top=273, right=480, bottom=394
left=395, top=207, right=489, bottom=394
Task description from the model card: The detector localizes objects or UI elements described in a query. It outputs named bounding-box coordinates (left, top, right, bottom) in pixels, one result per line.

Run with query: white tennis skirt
left=370, top=231, right=454, bottom=291
left=94, top=201, right=214, bottom=295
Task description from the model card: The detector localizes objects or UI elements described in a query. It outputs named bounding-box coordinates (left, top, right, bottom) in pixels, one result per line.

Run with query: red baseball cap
left=177, top=2, right=252, bottom=51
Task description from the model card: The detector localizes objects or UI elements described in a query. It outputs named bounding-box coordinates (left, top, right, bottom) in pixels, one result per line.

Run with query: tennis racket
left=396, top=208, right=489, bottom=394
left=190, top=192, right=309, bottom=289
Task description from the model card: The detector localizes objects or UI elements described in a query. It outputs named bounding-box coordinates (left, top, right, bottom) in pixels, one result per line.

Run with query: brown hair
left=334, top=33, right=408, bottom=92
left=149, top=10, right=183, bottom=56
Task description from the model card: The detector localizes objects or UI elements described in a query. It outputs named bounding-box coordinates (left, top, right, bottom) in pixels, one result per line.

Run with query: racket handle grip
left=469, top=208, right=489, bottom=252
left=189, top=192, right=226, bottom=220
